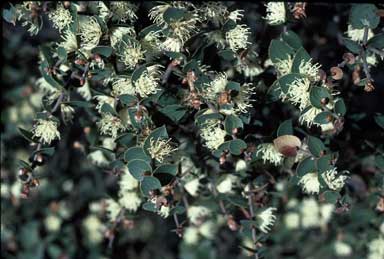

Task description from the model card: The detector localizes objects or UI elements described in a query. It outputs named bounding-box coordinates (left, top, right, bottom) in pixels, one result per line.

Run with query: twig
left=51, top=92, right=65, bottom=113
left=360, top=27, right=373, bottom=83
left=247, top=184, right=259, bottom=259
left=368, top=47, right=384, bottom=58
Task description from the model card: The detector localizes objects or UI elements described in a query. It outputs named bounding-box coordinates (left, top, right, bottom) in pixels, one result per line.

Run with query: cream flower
left=298, top=172, right=320, bottom=194
left=105, top=198, right=121, bottom=222
left=58, top=30, right=78, bottom=52
left=82, top=215, right=104, bottom=244
left=119, top=169, right=139, bottom=191
left=235, top=159, right=247, bottom=172
left=346, top=25, right=374, bottom=42
left=200, top=120, right=227, bottom=150
left=225, top=24, right=251, bottom=52
left=319, top=203, right=334, bottom=226
left=134, top=65, right=163, bottom=98
left=236, top=64, right=264, bottom=80
left=299, top=107, right=322, bottom=127
left=184, top=178, right=201, bottom=197
left=110, top=26, right=136, bottom=48
left=44, top=215, right=62, bottom=232
left=48, top=4, right=72, bottom=32
left=87, top=150, right=109, bottom=166
left=93, top=95, right=115, bottom=113
left=171, top=17, right=198, bottom=43
left=158, top=205, right=170, bottom=218
left=284, top=212, right=300, bottom=229
left=265, top=2, right=286, bottom=25
left=149, top=3, right=173, bottom=26
left=204, top=72, right=228, bottom=101
left=256, top=143, right=284, bottom=166
left=183, top=226, right=200, bottom=245
left=257, top=207, right=277, bottom=233
left=187, top=206, right=212, bottom=225
left=110, top=2, right=138, bottom=23
left=201, top=2, right=228, bottom=22
left=368, top=236, right=384, bottom=259
left=112, top=77, right=135, bottom=96
left=286, top=77, right=311, bottom=111
left=147, top=138, right=177, bottom=163
left=79, top=17, right=102, bottom=50
left=233, top=83, right=256, bottom=113
left=160, top=37, right=183, bottom=52
left=118, top=40, right=145, bottom=69
left=216, top=174, right=238, bottom=194
left=96, top=1, right=110, bottom=21
left=199, top=220, right=218, bottom=239
left=274, top=55, right=292, bottom=77
left=98, top=114, right=126, bottom=138
left=118, top=191, right=141, bottom=212
left=300, top=198, right=320, bottom=228
left=32, top=119, right=60, bottom=144
left=299, top=59, right=321, bottom=81
left=322, top=168, right=349, bottom=190
left=334, top=241, right=352, bottom=256
left=228, top=10, right=244, bottom=22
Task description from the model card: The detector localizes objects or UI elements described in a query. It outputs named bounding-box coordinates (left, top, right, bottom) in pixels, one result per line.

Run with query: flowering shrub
left=1, top=2, right=383, bottom=259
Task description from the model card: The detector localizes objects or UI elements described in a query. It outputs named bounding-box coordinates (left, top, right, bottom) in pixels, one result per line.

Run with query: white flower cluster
left=134, top=65, right=163, bottom=98
left=48, top=4, right=73, bottom=32
left=200, top=120, right=227, bottom=150
left=58, top=30, right=78, bottom=53
left=117, top=40, right=145, bottom=69
left=187, top=205, right=212, bottom=225
left=82, top=215, right=105, bottom=245
left=275, top=55, right=293, bottom=77
left=299, top=107, right=322, bottom=127
left=111, top=77, right=135, bottom=96
left=322, top=168, right=349, bottom=190
left=225, top=24, right=251, bottom=52
left=110, top=2, right=138, bottom=23
left=257, top=207, right=277, bottom=233
left=346, top=25, right=374, bottom=42
left=256, top=143, right=284, bottom=166
left=97, top=113, right=126, bottom=138
left=299, top=59, right=322, bottom=81
left=367, top=236, right=384, bottom=259
left=216, top=174, right=239, bottom=194
left=233, top=83, right=257, bottom=113
left=204, top=72, right=228, bottom=101
left=78, top=17, right=102, bottom=50
left=298, top=172, right=320, bottom=194
left=265, top=2, right=286, bottom=25
left=285, top=77, right=311, bottom=111
left=147, top=138, right=177, bottom=163
left=32, top=119, right=61, bottom=145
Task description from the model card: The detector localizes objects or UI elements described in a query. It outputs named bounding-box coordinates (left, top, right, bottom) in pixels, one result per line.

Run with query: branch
left=247, top=184, right=259, bottom=259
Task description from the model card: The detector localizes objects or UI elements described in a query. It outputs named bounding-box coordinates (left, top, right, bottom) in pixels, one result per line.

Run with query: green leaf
left=119, top=94, right=138, bottom=106
left=277, top=119, right=293, bottom=136
left=218, top=49, right=237, bottom=61
left=226, top=81, right=241, bottom=92
left=140, top=176, right=162, bottom=196
left=153, top=164, right=177, bottom=176
left=316, top=154, right=333, bottom=173
left=229, top=139, right=247, bottom=155
left=349, top=4, right=379, bottom=29
left=323, top=190, right=341, bottom=204
left=124, top=147, right=151, bottom=163
left=163, top=7, right=186, bottom=23
left=375, top=155, right=384, bottom=170
left=32, top=147, right=55, bottom=158
left=143, top=126, right=168, bottom=154
left=374, top=113, right=384, bottom=130
left=91, top=46, right=113, bottom=58
left=269, top=39, right=294, bottom=64
left=314, top=111, right=333, bottom=124
left=367, top=33, right=384, bottom=50
left=275, top=73, right=305, bottom=93
left=296, top=157, right=316, bottom=176
left=142, top=201, right=157, bottom=212
left=18, top=127, right=35, bottom=143
left=159, top=104, right=187, bottom=123
left=100, top=103, right=117, bottom=116
left=115, top=133, right=136, bottom=147
left=334, top=99, right=347, bottom=116
left=2, top=6, right=17, bottom=25
left=131, top=66, right=147, bottom=82
left=309, top=86, right=331, bottom=108
left=212, top=141, right=231, bottom=158
left=291, top=47, right=311, bottom=74
left=281, top=30, right=302, bottom=50
left=342, top=38, right=362, bottom=54
left=57, top=47, right=67, bottom=63
left=224, top=115, right=243, bottom=134
left=65, top=101, right=93, bottom=108
left=308, top=136, right=326, bottom=157
left=195, top=112, right=223, bottom=125
left=127, top=159, right=152, bottom=181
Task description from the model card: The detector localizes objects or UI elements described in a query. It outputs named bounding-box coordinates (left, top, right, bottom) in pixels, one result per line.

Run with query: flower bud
left=330, top=67, right=343, bottom=80
left=342, top=53, right=355, bottom=65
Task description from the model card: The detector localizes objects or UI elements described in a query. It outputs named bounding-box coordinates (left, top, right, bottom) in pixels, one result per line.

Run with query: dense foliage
left=1, top=2, right=384, bottom=259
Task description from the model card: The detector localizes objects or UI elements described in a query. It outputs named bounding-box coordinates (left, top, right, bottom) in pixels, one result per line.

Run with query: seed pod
left=342, top=53, right=355, bottom=65
left=364, top=81, right=375, bottom=92
left=63, top=1, right=71, bottom=9
left=273, top=135, right=301, bottom=157
left=352, top=65, right=361, bottom=85
left=227, top=215, right=239, bottom=231
left=330, top=67, right=343, bottom=80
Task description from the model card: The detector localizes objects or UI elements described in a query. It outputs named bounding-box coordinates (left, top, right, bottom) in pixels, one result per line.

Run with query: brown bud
left=83, top=127, right=91, bottom=134
left=30, top=178, right=40, bottom=188
left=320, top=97, right=330, bottom=105
left=352, top=65, right=361, bottom=85
left=318, top=69, right=327, bottom=82
left=35, top=153, right=44, bottom=163
left=227, top=215, right=239, bottom=231
left=75, top=59, right=86, bottom=65
left=219, top=153, right=227, bottom=165
left=342, top=53, right=355, bottom=65
left=377, top=9, right=384, bottom=17
left=20, top=185, right=30, bottom=199
left=135, top=110, right=143, bottom=122
left=232, top=128, right=238, bottom=135
left=122, top=219, right=135, bottom=229
left=326, top=114, right=333, bottom=122
left=63, top=1, right=71, bottom=9
left=330, top=67, right=343, bottom=80
left=376, top=197, right=384, bottom=212
left=217, top=91, right=231, bottom=105
left=364, top=81, right=375, bottom=92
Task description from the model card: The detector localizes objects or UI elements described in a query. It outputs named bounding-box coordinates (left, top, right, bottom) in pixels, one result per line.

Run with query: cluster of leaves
left=1, top=2, right=383, bottom=259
